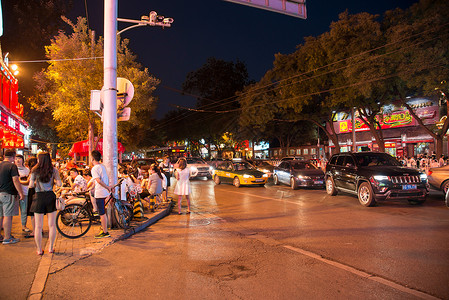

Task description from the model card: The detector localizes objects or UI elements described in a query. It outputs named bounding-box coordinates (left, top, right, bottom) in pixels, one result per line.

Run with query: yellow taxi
left=213, top=160, right=268, bottom=187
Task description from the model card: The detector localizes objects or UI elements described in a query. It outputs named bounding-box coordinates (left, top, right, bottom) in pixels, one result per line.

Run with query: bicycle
left=56, top=179, right=133, bottom=239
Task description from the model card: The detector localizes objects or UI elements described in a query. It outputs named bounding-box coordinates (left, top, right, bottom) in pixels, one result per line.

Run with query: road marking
left=197, top=202, right=440, bottom=300
left=224, top=189, right=303, bottom=206
left=283, top=245, right=439, bottom=300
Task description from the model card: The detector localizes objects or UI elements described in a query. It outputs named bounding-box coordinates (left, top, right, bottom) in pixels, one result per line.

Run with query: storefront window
left=296, top=149, right=301, bottom=155
left=303, top=149, right=309, bottom=155
left=274, top=150, right=278, bottom=156
left=385, top=148, right=396, bottom=157
left=414, top=143, right=430, bottom=155
left=290, top=149, right=295, bottom=155
left=311, top=148, right=316, bottom=154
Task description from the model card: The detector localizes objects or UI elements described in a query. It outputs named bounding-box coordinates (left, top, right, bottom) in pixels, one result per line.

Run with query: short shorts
left=0, top=192, right=19, bottom=217
left=30, top=191, right=56, bottom=214
left=95, top=198, right=106, bottom=215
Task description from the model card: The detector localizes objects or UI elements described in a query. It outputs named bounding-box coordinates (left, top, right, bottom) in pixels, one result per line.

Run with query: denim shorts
left=95, top=198, right=106, bottom=215
left=0, top=192, right=19, bottom=217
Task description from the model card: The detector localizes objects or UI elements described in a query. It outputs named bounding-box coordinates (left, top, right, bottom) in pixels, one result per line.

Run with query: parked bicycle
left=56, top=179, right=133, bottom=239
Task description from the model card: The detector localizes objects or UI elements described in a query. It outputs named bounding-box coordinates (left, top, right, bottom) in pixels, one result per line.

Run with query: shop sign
left=333, top=98, right=439, bottom=134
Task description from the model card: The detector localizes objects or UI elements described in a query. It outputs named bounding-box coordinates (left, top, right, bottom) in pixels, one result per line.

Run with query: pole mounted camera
left=117, top=10, right=174, bottom=35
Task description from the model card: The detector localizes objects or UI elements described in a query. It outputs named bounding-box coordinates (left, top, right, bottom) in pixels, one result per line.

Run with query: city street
left=41, top=179, right=449, bottom=299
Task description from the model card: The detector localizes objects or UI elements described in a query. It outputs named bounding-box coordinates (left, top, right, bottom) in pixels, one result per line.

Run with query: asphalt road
left=41, top=179, right=449, bottom=299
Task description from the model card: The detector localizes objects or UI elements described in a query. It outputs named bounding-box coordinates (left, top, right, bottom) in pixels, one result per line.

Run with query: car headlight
left=373, top=175, right=390, bottom=181
left=262, top=174, right=268, bottom=178
left=262, top=169, right=270, bottom=173
left=209, top=166, right=214, bottom=171
left=298, top=175, right=311, bottom=179
left=190, top=166, right=198, bottom=172
left=243, top=174, right=253, bottom=178
left=420, top=173, right=427, bottom=181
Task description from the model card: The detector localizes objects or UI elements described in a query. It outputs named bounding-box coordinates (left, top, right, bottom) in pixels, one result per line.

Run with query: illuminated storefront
left=0, top=48, right=29, bottom=152
left=329, top=98, right=442, bottom=157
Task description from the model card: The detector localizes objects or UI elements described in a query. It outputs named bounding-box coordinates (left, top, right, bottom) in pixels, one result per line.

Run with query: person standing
left=147, top=164, right=164, bottom=210
left=0, top=150, right=24, bottom=244
left=29, top=152, right=61, bottom=255
left=15, top=154, right=30, bottom=233
left=159, top=156, right=171, bottom=201
left=91, top=150, right=111, bottom=238
left=25, top=157, right=38, bottom=238
left=174, top=158, right=191, bottom=214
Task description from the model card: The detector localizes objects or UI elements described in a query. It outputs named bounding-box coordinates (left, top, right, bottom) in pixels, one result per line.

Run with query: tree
left=382, top=0, right=449, bottom=157
left=31, top=17, right=160, bottom=159
left=181, top=57, right=251, bottom=157
left=1, top=0, right=71, bottom=142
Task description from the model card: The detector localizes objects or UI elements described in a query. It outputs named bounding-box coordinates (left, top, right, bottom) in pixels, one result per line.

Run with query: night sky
left=67, top=0, right=417, bottom=118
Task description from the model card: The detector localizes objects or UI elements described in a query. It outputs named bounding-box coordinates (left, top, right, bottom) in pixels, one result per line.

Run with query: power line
left=10, top=56, right=104, bottom=63
left=154, top=22, right=449, bottom=129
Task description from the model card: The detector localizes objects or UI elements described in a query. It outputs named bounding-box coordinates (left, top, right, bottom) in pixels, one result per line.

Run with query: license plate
left=255, top=179, right=264, bottom=182
left=402, top=184, right=417, bottom=190
left=314, top=180, right=323, bottom=185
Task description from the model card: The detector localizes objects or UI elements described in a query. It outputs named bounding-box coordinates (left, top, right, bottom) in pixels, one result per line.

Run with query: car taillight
left=427, top=170, right=432, bottom=176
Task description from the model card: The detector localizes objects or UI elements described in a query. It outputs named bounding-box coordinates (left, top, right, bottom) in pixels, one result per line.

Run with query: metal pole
left=104, top=0, right=118, bottom=188
left=352, top=107, right=356, bottom=152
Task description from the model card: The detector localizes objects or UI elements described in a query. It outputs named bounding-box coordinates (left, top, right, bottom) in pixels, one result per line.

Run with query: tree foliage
left=31, top=17, right=160, bottom=150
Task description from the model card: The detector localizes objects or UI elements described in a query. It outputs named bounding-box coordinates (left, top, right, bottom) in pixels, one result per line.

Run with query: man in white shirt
left=91, top=150, right=110, bottom=238
left=69, top=168, right=87, bottom=193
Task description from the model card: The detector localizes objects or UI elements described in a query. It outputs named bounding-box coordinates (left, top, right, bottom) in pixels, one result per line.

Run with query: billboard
left=224, top=0, right=307, bottom=19
left=332, top=99, right=440, bottom=134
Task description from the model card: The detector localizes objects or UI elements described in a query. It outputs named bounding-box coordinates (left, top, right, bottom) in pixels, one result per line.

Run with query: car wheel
left=441, top=180, right=449, bottom=194
left=214, top=175, right=221, bottom=185
left=446, top=189, right=449, bottom=208
left=273, top=174, right=279, bottom=185
left=358, top=182, right=376, bottom=207
left=326, top=177, right=337, bottom=196
left=233, top=177, right=241, bottom=188
left=290, top=177, right=298, bottom=190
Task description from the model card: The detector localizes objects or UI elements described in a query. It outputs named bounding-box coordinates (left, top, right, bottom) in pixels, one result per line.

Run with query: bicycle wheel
left=56, top=204, right=92, bottom=239
left=113, top=200, right=131, bottom=229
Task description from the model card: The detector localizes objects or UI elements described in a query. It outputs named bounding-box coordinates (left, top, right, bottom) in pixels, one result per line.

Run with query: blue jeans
left=19, top=197, right=27, bottom=226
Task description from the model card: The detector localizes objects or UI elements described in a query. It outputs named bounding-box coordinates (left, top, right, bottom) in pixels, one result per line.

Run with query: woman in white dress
left=174, top=158, right=191, bottom=214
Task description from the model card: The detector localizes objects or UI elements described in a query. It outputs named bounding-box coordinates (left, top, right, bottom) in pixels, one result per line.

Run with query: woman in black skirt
left=29, top=153, right=62, bottom=255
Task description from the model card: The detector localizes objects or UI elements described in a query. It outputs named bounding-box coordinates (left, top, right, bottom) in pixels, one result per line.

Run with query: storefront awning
left=69, top=139, right=125, bottom=157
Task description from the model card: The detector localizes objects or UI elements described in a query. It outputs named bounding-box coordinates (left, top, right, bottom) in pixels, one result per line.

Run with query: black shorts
left=95, top=198, right=106, bottom=215
left=27, top=188, right=36, bottom=217
left=164, top=172, right=171, bottom=187
left=30, top=191, right=56, bottom=214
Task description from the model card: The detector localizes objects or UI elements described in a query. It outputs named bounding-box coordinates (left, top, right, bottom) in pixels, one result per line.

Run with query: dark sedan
left=273, top=160, right=325, bottom=190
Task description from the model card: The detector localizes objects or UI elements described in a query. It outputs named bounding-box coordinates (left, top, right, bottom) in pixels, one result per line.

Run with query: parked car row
left=213, top=152, right=437, bottom=208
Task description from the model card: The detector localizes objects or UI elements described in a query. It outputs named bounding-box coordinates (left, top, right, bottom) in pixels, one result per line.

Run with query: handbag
left=56, top=197, right=66, bottom=210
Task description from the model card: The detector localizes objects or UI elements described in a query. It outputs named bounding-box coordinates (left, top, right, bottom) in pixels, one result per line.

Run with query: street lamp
left=117, top=11, right=173, bottom=35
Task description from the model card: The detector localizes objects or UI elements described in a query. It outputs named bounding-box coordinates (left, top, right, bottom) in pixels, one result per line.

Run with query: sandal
left=24, top=233, right=34, bottom=239
left=48, top=249, right=55, bottom=254
left=37, top=250, right=44, bottom=256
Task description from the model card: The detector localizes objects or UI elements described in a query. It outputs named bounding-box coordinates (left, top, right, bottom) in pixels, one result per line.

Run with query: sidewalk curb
left=116, top=202, right=173, bottom=241
left=27, top=203, right=173, bottom=300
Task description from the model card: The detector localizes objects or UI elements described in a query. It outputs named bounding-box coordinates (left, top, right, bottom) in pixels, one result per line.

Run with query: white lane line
left=283, top=245, right=439, bottom=300
left=225, top=189, right=303, bottom=205
left=207, top=191, right=440, bottom=300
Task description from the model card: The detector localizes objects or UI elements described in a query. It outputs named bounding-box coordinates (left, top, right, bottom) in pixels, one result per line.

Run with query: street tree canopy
left=31, top=17, right=160, bottom=151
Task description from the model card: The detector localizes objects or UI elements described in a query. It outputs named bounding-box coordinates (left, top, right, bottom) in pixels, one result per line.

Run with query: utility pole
left=104, top=0, right=118, bottom=196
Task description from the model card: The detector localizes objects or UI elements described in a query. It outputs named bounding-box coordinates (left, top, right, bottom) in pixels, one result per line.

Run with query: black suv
left=325, top=152, right=428, bottom=207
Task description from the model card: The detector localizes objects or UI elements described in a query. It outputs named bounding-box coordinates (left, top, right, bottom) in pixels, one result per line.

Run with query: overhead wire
left=153, top=23, right=449, bottom=129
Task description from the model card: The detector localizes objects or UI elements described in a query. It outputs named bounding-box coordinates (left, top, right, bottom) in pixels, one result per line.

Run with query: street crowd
left=0, top=151, right=192, bottom=256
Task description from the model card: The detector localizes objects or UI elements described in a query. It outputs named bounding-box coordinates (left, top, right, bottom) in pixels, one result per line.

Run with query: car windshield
left=135, top=160, right=152, bottom=166
left=354, top=153, right=401, bottom=167
left=291, top=162, right=316, bottom=170
left=186, top=158, right=205, bottom=164
left=233, top=162, right=254, bottom=171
